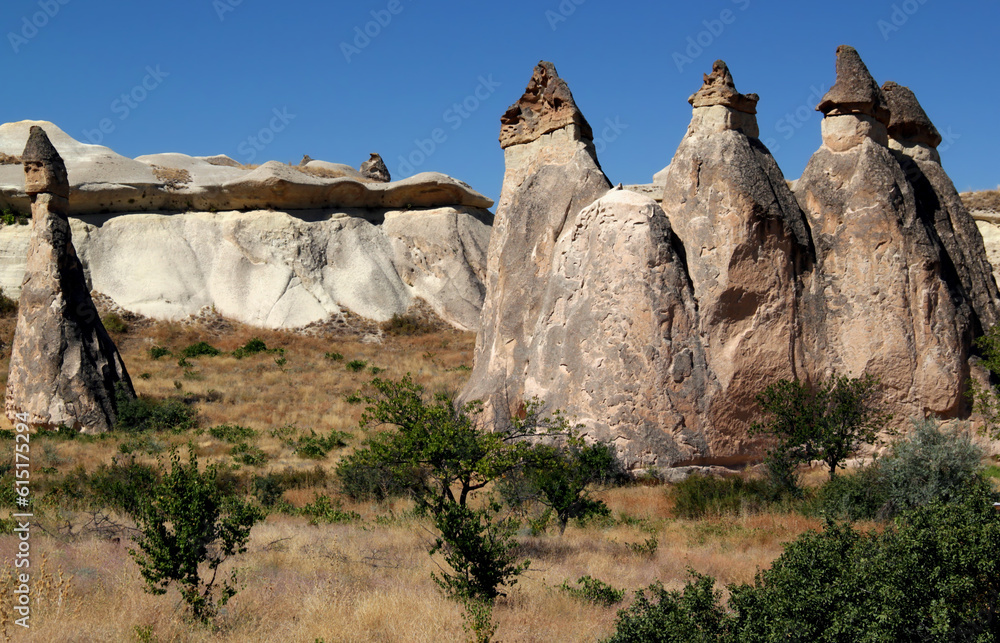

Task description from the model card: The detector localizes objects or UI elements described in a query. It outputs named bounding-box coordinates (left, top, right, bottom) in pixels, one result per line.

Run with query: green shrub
left=820, top=418, right=984, bottom=520
left=115, top=384, right=196, bottom=433
left=324, top=352, right=344, bottom=361
left=181, top=341, right=221, bottom=358
left=299, top=494, right=361, bottom=525
left=232, top=338, right=271, bottom=359
left=336, top=451, right=412, bottom=502
left=230, top=442, right=267, bottom=467
left=560, top=575, right=625, bottom=606
left=292, top=430, right=349, bottom=459
left=89, top=459, right=159, bottom=516
left=102, top=312, right=128, bottom=334
left=380, top=313, right=434, bottom=336
left=671, top=475, right=784, bottom=519
left=625, top=535, right=659, bottom=557
left=605, top=572, right=728, bottom=643
left=0, top=287, right=17, bottom=317
left=129, top=449, right=264, bottom=622
left=209, top=424, right=258, bottom=443
left=252, top=474, right=285, bottom=507
left=345, top=359, right=368, bottom=373
left=148, top=346, right=170, bottom=360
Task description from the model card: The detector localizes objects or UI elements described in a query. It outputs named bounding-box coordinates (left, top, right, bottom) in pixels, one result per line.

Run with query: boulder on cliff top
left=360, top=153, right=391, bottom=183
left=5, top=126, right=135, bottom=434
left=688, top=60, right=759, bottom=114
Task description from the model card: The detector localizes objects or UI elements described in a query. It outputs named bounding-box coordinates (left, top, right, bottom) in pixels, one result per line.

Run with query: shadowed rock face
left=5, top=126, right=135, bottom=433
left=360, top=153, right=390, bottom=183
left=883, top=81, right=1000, bottom=333
left=463, top=61, right=611, bottom=428
left=796, top=48, right=972, bottom=419
left=661, top=61, right=813, bottom=463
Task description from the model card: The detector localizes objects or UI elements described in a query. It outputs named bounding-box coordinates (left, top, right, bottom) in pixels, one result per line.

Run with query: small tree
left=750, top=374, right=891, bottom=485
left=129, top=448, right=263, bottom=622
left=971, top=322, right=1000, bottom=437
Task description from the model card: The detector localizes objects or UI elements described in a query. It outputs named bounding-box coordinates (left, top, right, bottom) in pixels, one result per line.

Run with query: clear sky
left=5, top=0, right=997, bottom=206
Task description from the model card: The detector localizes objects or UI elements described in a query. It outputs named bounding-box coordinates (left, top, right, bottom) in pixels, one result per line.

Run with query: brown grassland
left=0, top=314, right=828, bottom=642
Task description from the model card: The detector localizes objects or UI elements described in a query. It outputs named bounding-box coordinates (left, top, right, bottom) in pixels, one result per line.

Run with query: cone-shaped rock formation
left=883, top=81, right=1000, bottom=333
left=661, top=61, right=813, bottom=461
left=795, top=47, right=971, bottom=417
left=5, top=126, right=135, bottom=433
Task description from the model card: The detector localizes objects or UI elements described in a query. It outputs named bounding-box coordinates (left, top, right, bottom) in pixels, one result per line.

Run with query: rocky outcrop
left=0, top=121, right=493, bottom=215
left=882, top=81, right=1000, bottom=333
left=522, top=188, right=717, bottom=467
left=660, top=61, right=812, bottom=460
left=360, top=153, right=390, bottom=183
left=464, top=61, right=611, bottom=421
left=795, top=46, right=972, bottom=418
left=5, top=127, right=134, bottom=434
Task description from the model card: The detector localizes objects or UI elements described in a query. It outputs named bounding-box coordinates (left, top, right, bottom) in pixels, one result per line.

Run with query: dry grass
left=150, top=165, right=193, bottom=190
left=961, top=189, right=1000, bottom=213
left=0, top=316, right=817, bottom=641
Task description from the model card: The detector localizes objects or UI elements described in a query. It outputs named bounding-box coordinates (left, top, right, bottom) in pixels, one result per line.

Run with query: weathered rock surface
left=464, top=61, right=611, bottom=421
left=360, top=153, right=391, bottom=183
left=883, top=81, right=1000, bottom=333
left=522, top=188, right=718, bottom=468
left=0, top=206, right=493, bottom=331
left=795, top=47, right=972, bottom=418
left=6, top=127, right=134, bottom=434
left=0, top=121, right=493, bottom=214
left=660, top=61, right=813, bottom=461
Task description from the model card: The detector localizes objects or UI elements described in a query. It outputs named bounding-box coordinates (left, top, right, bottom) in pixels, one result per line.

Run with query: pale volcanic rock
left=688, top=60, right=759, bottom=114
left=464, top=61, right=611, bottom=422
left=5, top=127, right=135, bottom=434
left=795, top=47, right=972, bottom=418
left=660, top=61, right=812, bottom=462
left=522, top=188, right=718, bottom=468
left=883, top=81, right=1000, bottom=332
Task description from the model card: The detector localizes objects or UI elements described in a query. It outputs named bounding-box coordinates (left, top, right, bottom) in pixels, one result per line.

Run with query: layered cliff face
left=0, top=121, right=495, bottom=331
left=660, top=61, right=813, bottom=461
left=795, top=46, right=972, bottom=417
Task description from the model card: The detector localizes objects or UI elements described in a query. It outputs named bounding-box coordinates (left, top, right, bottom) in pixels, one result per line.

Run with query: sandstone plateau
left=465, top=52, right=1000, bottom=470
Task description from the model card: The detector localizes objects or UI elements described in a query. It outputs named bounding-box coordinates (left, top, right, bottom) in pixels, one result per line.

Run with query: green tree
left=750, top=374, right=892, bottom=485
left=129, top=448, right=264, bottom=622
left=970, top=322, right=1000, bottom=437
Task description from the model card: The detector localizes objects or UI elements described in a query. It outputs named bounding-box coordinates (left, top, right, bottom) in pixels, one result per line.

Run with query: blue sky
left=4, top=0, right=997, bottom=205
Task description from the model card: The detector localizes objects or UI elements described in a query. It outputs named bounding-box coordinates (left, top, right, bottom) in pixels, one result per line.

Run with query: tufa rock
left=499, top=61, right=594, bottom=149
left=360, top=153, right=391, bottom=183
left=299, top=154, right=313, bottom=166
left=883, top=81, right=1000, bottom=332
left=816, top=45, right=890, bottom=123
left=661, top=61, right=813, bottom=463
left=795, top=49, right=972, bottom=421
left=463, top=61, right=611, bottom=426
left=688, top=60, right=759, bottom=114
left=5, top=126, right=135, bottom=433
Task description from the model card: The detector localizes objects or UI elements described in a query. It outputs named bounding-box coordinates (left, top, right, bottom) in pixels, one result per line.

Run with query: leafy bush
left=819, top=418, right=984, bottom=520
left=671, top=475, right=786, bottom=519
left=292, top=430, right=349, bottom=459
left=625, top=535, right=659, bottom=557
left=0, top=287, right=17, bottom=317
left=181, top=341, right=221, bottom=358
left=380, top=313, right=434, bottom=336
left=129, top=449, right=264, bottom=622
left=605, top=572, right=728, bottom=643
left=89, top=459, right=159, bottom=516
left=345, top=359, right=368, bottom=373
left=560, top=575, right=625, bottom=606
left=148, top=346, right=170, bottom=360
left=231, top=337, right=270, bottom=359
left=299, top=494, right=361, bottom=525
left=324, top=352, right=344, bottom=361
left=209, top=423, right=258, bottom=443
left=230, top=442, right=267, bottom=467
left=252, top=474, right=285, bottom=507
left=102, top=312, right=128, bottom=334
left=336, top=451, right=412, bottom=502
left=115, top=384, right=196, bottom=433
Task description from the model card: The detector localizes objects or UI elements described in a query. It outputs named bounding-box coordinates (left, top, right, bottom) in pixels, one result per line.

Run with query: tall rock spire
left=5, top=126, right=135, bottom=433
